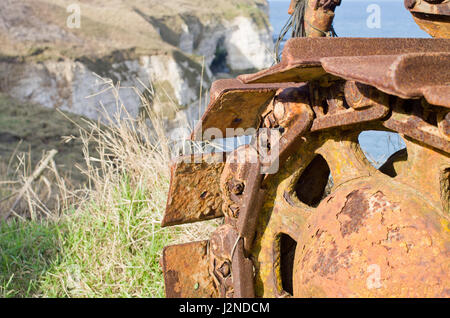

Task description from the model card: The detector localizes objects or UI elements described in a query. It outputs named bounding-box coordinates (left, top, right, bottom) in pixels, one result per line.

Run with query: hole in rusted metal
left=378, top=148, right=408, bottom=178
left=341, top=96, right=350, bottom=109
left=321, top=99, right=329, bottom=115
left=358, top=131, right=407, bottom=177
left=424, top=111, right=438, bottom=127
left=294, top=155, right=331, bottom=207
left=279, top=233, right=297, bottom=297
left=399, top=99, right=414, bottom=115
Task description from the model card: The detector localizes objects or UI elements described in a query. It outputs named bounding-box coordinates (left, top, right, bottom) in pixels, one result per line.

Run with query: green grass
left=0, top=219, right=62, bottom=297
left=0, top=82, right=217, bottom=298
left=0, top=176, right=173, bottom=298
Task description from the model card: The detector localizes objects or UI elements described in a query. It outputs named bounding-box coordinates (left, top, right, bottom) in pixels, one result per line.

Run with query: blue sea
left=268, top=0, right=427, bottom=165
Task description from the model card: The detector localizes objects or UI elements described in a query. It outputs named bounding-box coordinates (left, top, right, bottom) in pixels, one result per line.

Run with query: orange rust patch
left=336, top=190, right=370, bottom=237
left=163, top=153, right=225, bottom=226
left=162, top=241, right=218, bottom=298
left=293, top=177, right=450, bottom=298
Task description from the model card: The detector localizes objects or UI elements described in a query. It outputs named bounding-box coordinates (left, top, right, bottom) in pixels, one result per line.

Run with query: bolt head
left=218, top=262, right=231, bottom=277
left=232, top=182, right=245, bottom=195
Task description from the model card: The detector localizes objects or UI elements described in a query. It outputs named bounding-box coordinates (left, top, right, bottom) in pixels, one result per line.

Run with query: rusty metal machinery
left=161, top=0, right=450, bottom=298
left=405, top=0, right=450, bottom=38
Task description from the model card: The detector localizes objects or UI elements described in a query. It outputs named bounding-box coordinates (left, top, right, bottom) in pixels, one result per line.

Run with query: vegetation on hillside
left=0, top=0, right=270, bottom=298
left=0, top=0, right=270, bottom=63
left=0, top=85, right=218, bottom=297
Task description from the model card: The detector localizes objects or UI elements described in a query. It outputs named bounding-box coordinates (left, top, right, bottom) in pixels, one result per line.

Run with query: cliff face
left=0, top=0, right=274, bottom=134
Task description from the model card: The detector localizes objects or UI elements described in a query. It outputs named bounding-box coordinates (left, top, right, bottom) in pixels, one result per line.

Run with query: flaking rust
left=294, top=177, right=450, bottom=297
left=191, top=79, right=305, bottom=140
left=162, top=241, right=218, bottom=298
left=162, top=152, right=226, bottom=227
left=162, top=0, right=450, bottom=298
left=405, top=0, right=450, bottom=38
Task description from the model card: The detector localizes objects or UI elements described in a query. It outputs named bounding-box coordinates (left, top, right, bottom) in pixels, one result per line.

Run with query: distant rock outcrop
left=0, top=0, right=273, bottom=136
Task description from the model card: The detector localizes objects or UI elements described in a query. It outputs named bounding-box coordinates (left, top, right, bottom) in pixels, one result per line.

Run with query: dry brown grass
left=0, top=79, right=218, bottom=297
left=0, top=150, right=78, bottom=222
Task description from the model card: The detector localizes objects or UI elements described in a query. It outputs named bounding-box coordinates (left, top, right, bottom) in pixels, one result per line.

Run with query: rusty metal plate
left=239, top=60, right=328, bottom=86
left=422, top=85, right=450, bottom=108
left=235, top=160, right=265, bottom=253
left=413, top=17, right=450, bottom=39
left=162, top=153, right=226, bottom=227
left=411, top=14, right=450, bottom=38
left=311, top=105, right=390, bottom=131
left=321, top=52, right=450, bottom=99
left=239, top=38, right=450, bottom=84
left=231, top=238, right=255, bottom=298
left=383, top=110, right=450, bottom=154
left=192, top=79, right=303, bottom=141
left=162, top=241, right=217, bottom=298
left=406, top=0, right=450, bottom=38
left=293, top=176, right=450, bottom=297
left=408, top=0, right=450, bottom=16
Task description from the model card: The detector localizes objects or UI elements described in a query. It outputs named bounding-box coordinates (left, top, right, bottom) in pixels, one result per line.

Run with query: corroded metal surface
left=254, top=130, right=449, bottom=298
left=162, top=3, right=450, bottom=299
left=303, top=0, right=339, bottom=37
left=263, top=85, right=314, bottom=172
left=294, top=177, right=449, bottom=297
left=422, top=85, right=450, bottom=108
left=219, top=146, right=265, bottom=250
left=239, top=38, right=450, bottom=84
left=405, top=0, right=450, bottom=38
left=192, top=79, right=304, bottom=140
left=407, top=0, right=450, bottom=16
left=232, top=238, right=255, bottom=298
left=162, top=241, right=218, bottom=298
left=162, top=153, right=226, bottom=227
left=288, top=0, right=341, bottom=37
left=212, top=146, right=265, bottom=298
left=209, top=224, right=239, bottom=297
left=439, top=111, right=450, bottom=138
left=383, top=105, right=450, bottom=154
left=321, top=52, right=450, bottom=99
left=310, top=81, right=390, bottom=131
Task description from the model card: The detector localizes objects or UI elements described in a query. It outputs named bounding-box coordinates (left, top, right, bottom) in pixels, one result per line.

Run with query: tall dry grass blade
left=3, top=149, right=57, bottom=221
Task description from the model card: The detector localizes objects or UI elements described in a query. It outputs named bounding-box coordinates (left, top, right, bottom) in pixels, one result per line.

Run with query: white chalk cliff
left=0, top=0, right=274, bottom=135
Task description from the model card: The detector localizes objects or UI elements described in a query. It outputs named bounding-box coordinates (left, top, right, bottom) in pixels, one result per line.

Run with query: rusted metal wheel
left=160, top=39, right=450, bottom=297
left=160, top=2, right=450, bottom=298
left=255, top=128, right=449, bottom=297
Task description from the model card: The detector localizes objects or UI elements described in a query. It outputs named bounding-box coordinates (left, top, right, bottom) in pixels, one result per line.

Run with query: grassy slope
left=0, top=94, right=174, bottom=297
left=0, top=219, right=62, bottom=297
left=0, top=0, right=262, bottom=298
left=0, top=90, right=218, bottom=297
left=0, top=93, right=94, bottom=185
left=0, top=178, right=173, bottom=298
